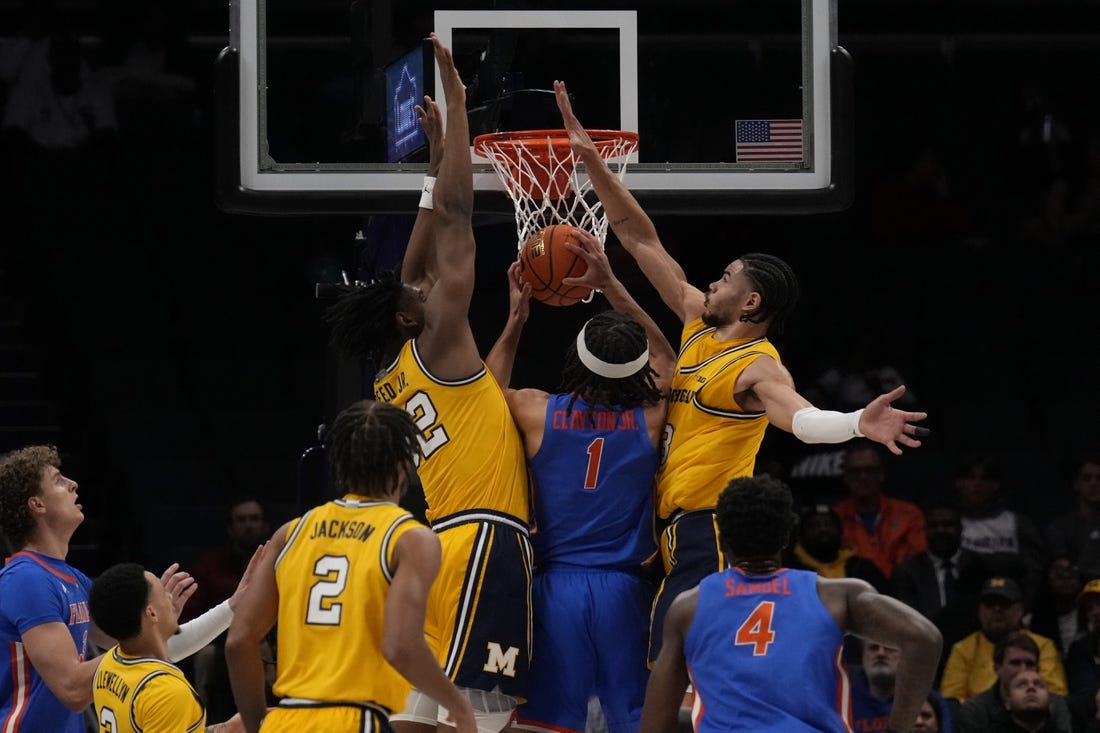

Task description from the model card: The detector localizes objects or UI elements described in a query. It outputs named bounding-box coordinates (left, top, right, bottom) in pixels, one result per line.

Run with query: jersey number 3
left=734, top=600, right=776, bottom=656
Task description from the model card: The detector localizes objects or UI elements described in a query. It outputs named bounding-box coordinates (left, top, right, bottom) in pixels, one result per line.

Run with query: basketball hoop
left=473, top=129, right=639, bottom=250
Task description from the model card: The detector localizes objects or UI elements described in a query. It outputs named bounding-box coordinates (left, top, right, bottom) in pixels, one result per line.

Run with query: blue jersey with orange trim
left=527, top=394, right=657, bottom=569
left=684, top=567, right=852, bottom=733
left=0, top=551, right=93, bottom=733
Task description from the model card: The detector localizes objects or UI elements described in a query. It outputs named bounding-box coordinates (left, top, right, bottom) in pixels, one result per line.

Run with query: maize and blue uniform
left=684, top=567, right=852, bottom=733
left=375, top=339, right=531, bottom=699
left=0, top=551, right=93, bottom=733
left=651, top=320, right=782, bottom=663
left=262, top=497, right=420, bottom=732
left=513, top=394, right=657, bottom=733
left=92, top=648, right=205, bottom=733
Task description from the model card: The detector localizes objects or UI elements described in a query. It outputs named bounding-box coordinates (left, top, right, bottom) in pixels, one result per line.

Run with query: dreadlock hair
left=558, top=311, right=663, bottom=413
left=89, top=563, right=151, bottom=642
left=0, top=445, right=60, bottom=549
left=326, top=400, right=422, bottom=498
left=737, top=252, right=800, bottom=334
left=716, top=475, right=796, bottom=561
left=323, top=269, right=406, bottom=364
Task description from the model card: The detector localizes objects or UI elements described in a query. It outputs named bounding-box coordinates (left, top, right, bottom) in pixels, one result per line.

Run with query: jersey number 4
left=734, top=601, right=776, bottom=656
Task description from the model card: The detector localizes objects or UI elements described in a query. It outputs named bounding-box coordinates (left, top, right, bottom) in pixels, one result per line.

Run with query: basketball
left=518, top=225, right=590, bottom=307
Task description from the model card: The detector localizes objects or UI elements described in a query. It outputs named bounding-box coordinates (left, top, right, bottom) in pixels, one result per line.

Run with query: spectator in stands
left=1064, top=580, right=1100, bottom=695
left=954, top=632, right=1073, bottom=733
left=954, top=455, right=1045, bottom=604
left=914, top=694, right=948, bottom=733
left=181, top=497, right=271, bottom=722
left=1029, top=557, right=1089, bottom=658
left=893, top=503, right=988, bottom=678
left=992, top=670, right=1070, bottom=733
left=942, top=578, right=1067, bottom=702
left=851, top=638, right=955, bottom=733
left=833, top=441, right=926, bottom=578
left=1045, top=453, right=1100, bottom=583
left=784, top=503, right=890, bottom=593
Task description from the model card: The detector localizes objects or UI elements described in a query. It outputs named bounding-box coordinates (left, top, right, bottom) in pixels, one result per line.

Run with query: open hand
left=857, top=385, right=930, bottom=455
left=554, top=80, right=598, bottom=157
left=160, top=563, right=197, bottom=622
left=229, top=543, right=268, bottom=612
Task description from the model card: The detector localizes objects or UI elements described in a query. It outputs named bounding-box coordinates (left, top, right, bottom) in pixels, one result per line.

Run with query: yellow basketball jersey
left=374, top=339, right=529, bottom=524
left=656, top=319, right=781, bottom=518
left=272, top=498, right=421, bottom=712
left=93, top=647, right=205, bottom=733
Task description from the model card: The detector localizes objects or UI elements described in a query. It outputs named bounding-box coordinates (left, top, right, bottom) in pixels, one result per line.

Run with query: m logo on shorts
left=482, top=642, right=519, bottom=677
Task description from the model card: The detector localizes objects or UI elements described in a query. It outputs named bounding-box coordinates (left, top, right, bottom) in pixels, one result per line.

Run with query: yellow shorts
left=260, top=703, right=391, bottom=733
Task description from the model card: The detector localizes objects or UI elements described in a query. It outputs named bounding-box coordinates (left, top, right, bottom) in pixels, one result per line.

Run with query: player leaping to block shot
left=323, top=35, right=531, bottom=733
left=553, top=79, right=931, bottom=666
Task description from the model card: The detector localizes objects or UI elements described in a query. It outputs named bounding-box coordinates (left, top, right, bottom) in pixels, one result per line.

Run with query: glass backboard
left=217, top=0, right=851, bottom=215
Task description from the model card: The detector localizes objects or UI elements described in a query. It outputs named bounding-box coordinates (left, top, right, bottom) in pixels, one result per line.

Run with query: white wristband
left=791, top=406, right=865, bottom=444
left=419, top=176, right=436, bottom=210
left=167, top=600, right=233, bottom=662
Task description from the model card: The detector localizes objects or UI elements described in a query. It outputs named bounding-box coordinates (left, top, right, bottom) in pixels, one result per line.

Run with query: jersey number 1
left=583, top=437, right=604, bottom=490
left=734, top=600, right=776, bottom=656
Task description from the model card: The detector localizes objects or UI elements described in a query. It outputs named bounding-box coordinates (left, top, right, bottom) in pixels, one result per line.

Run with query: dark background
left=0, top=0, right=1097, bottom=574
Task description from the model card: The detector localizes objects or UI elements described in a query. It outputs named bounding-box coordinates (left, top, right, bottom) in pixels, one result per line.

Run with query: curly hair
left=737, top=252, right=800, bottom=334
left=0, top=445, right=60, bottom=549
left=323, top=269, right=406, bottom=364
left=716, top=474, right=796, bottom=561
left=558, top=311, right=662, bottom=413
left=89, top=563, right=151, bottom=641
left=326, top=400, right=422, bottom=498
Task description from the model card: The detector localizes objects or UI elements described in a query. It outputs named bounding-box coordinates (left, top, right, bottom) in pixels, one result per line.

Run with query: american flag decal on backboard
left=735, top=119, right=804, bottom=162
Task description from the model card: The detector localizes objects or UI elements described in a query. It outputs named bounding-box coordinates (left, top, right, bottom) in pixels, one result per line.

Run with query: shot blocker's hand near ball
left=561, top=229, right=616, bottom=293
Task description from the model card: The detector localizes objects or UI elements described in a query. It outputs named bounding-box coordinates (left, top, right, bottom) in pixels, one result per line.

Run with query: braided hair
left=323, top=400, right=422, bottom=497
left=716, top=475, right=796, bottom=561
left=559, top=311, right=662, bottom=413
left=323, top=269, right=406, bottom=364
left=737, top=252, right=800, bottom=334
left=326, top=400, right=422, bottom=498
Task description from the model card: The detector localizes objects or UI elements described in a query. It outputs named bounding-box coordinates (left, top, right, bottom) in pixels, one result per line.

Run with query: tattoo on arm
left=610, top=216, right=630, bottom=226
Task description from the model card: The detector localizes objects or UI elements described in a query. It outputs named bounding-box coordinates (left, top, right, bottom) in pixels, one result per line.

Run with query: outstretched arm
left=561, top=229, right=677, bottom=396
left=555, top=80, right=704, bottom=324
left=830, top=578, right=942, bottom=733
left=738, top=357, right=929, bottom=456
left=485, top=261, right=531, bottom=388
left=400, top=94, right=445, bottom=290
left=416, top=33, right=482, bottom=380
left=639, top=589, right=695, bottom=733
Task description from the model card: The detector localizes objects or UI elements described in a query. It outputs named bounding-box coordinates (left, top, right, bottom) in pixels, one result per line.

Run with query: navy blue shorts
left=650, top=510, right=722, bottom=665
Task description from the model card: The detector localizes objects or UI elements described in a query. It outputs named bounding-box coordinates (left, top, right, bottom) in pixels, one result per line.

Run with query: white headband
left=575, top=320, right=649, bottom=379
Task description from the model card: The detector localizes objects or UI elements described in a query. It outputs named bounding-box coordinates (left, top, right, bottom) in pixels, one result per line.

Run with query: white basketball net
left=473, top=130, right=639, bottom=250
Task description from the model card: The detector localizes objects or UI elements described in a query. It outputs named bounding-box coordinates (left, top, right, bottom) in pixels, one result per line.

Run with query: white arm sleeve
left=791, top=406, right=865, bottom=444
left=167, top=600, right=232, bottom=662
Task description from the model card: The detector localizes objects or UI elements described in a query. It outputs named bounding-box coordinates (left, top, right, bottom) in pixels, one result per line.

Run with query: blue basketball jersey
left=527, top=394, right=657, bottom=569
left=0, top=552, right=93, bottom=733
left=684, top=567, right=852, bottom=733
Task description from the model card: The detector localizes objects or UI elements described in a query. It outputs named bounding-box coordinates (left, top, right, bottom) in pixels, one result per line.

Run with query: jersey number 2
left=734, top=600, right=776, bottom=656
left=307, top=555, right=349, bottom=625
left=406, top=391, right=450, bottom=464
